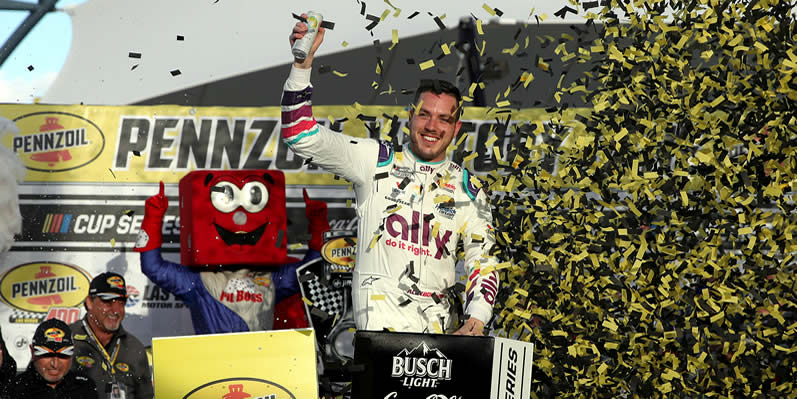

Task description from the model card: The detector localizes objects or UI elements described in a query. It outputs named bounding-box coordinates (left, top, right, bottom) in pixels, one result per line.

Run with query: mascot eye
left=210, top=182, right=240, bottom=213
left=240, top=181, right=269, bottom=213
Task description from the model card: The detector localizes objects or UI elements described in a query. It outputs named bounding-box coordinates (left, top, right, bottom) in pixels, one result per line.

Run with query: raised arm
left=135, top=182, right=204, bottom=299
left=282, top=15, right=378, bottom=186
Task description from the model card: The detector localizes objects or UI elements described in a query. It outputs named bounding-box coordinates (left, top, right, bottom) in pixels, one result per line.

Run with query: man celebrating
left=1, top=319, right=97, bottom=398
left=69, top=272, right=153, bottom=399
left=282, top=16, right=500, bottom=335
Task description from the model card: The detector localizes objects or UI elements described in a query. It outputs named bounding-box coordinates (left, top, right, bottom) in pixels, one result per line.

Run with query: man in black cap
left=69, top=272, right=153, bottom=399
left=1, top=318, right=97, bottom=398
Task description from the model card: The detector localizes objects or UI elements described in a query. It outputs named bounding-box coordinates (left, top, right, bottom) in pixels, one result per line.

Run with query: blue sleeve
left=274, top=250, right=321, bottom=303
left=140, top=249, right=203, bottom=299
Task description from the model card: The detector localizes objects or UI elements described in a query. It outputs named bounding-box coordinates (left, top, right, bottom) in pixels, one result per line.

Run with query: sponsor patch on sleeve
left=76, top=356, right=95, bottom=367
left=377, top=140, right=394, bottom=167
left=463, top=169, right=482, bottom=200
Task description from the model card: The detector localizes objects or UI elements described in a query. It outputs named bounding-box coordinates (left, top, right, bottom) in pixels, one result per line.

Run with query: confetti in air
left=480, top=1, right=797, bottom=397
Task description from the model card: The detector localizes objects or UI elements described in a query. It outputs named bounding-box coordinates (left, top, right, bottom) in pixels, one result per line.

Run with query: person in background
left=1, top=318, right=97, bottom=399
left=69, top=272, right=153, bottom=399
left=0, top=327, right=18, bottom=385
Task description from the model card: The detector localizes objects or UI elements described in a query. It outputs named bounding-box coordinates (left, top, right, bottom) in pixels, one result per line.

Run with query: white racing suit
left=281, top=67, right=500, bottom=333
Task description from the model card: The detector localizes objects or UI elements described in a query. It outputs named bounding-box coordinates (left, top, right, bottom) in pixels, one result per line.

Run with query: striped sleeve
left=281, top=85, right=319, bottom=145
left=280, top=66, right=379, bottom=187
left=461, top=189, right=500, bottom=325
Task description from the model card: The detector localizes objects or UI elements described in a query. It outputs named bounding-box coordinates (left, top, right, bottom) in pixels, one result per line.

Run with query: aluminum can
left=292, top=11, right=323, bottom=60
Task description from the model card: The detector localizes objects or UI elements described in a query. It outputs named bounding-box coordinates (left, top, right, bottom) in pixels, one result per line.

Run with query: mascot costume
left=135, top=170, right=328, bottom=333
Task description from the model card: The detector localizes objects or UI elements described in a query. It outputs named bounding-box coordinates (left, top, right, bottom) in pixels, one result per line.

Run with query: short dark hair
left=413, top=79, right=463, bottom=120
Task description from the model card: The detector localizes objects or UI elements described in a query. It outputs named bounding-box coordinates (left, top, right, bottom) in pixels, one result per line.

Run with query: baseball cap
left=32, top=319, right=74, bottom=357
left=89, top=272, right=128, bottom=300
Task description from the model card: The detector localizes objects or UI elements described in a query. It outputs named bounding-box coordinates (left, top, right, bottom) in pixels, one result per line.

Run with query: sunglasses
left=95, top=294, right=128, bottom=303
left=33, top=345, right=74, bottom=358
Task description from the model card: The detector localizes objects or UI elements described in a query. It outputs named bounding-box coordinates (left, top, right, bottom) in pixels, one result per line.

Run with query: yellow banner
left=1, top=104, right=578, bottom=184
left=152, top=329, right=317, bottom=399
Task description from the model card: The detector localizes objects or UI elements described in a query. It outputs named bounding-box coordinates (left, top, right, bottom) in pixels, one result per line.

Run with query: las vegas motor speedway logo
left=391, top=341, right=453, bottom=388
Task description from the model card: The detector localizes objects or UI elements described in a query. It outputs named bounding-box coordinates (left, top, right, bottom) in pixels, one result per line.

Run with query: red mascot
left=135, top=170, right=328, bottom=333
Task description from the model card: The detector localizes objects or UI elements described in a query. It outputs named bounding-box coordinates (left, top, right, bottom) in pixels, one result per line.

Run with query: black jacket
left=69, top=319, right=154, bottom=399
left=2, top=364, right=98, bottom=399
left=0, top=329, right=17, bottom=386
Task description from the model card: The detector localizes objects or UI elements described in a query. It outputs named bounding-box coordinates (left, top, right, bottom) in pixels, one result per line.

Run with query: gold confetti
left=386, top=205, right=402, bottom=214
left=487, top=0, right=796, bottom=396
left=390, top=29, right=399, bottom=51
left=434, top=195, right=453, bottom=204
left=369, top=234, right=380, bottom=249
left=419, top=59, right=435, bottom=70
left=502, top=43, right=520, bottom=56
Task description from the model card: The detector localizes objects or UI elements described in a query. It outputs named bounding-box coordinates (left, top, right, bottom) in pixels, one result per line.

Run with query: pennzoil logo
left=116, top=362, right=130, bottom=372
left=183, top=378, right=295, bottom=399
left=321, top=237, right=357, bottom=271
left=107, top=276, right=125, bottom=289
left=253, top=276, right=271, bottom=287
left=6, top=112, right=105, bottom=172
left=44, top=328, right=65, bottom=342
left=76, top=356, right=95, bottom=367
left=0, top=262, right=91, bottom=314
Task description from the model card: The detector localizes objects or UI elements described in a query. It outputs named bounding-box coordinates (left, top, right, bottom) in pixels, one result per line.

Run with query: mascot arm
left=273, top=260, right=301, bottom=304
left=273, top=261, right=308, bottom=330
left=272, top=252, right=323, bottom=330
left=140, top=248, right=202, bottom=299
left=135, top=182, right=168, bottom=253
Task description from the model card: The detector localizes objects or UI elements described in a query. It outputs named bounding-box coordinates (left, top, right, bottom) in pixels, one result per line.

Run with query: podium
left=353, top=331, right=533, bottom=398
left=152, top=329, right=318, bottom=399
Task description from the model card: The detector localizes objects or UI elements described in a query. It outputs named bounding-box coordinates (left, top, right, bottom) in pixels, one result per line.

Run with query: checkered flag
left=297, top=259, right=346, bottom=328
left=9, top=309, right=46, bottom=324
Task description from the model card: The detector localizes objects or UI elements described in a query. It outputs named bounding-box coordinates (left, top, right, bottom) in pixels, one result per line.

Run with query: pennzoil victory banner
left=0, top=103, right=566, bottom=367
